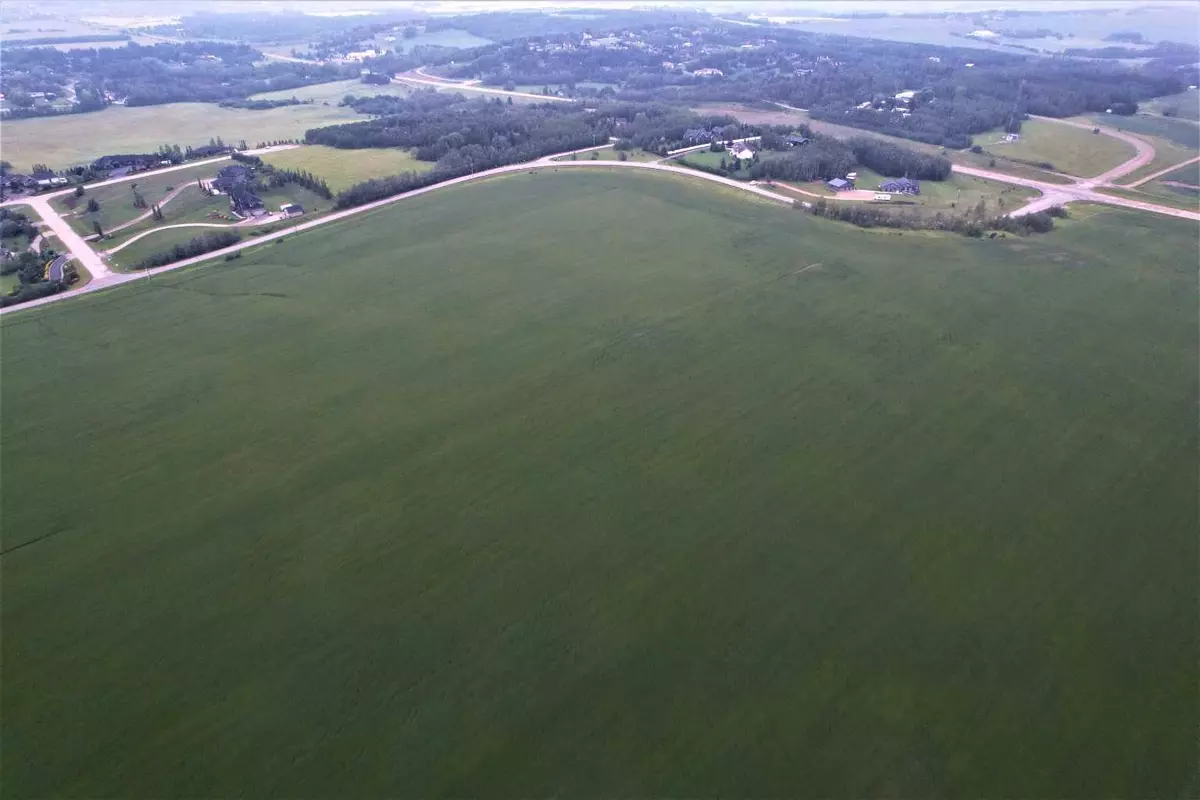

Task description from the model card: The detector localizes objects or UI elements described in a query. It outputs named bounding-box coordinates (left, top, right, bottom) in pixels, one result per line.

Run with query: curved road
left=3, top=137, right=1196, bottom=316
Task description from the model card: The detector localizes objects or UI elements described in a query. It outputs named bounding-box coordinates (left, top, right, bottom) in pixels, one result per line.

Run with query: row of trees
left=846, top=137, right=952, bottom=180
left=805, top=197, right=1061, bottom=237
left=136, top=231, right=241, bottom=269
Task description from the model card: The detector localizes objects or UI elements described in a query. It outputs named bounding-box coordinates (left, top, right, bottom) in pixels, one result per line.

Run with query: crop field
left=260, top=145, right=433, bottom=192
left=55, top=161, right=228, bottom=235
left=2, top=169, right=1195, bottom=798
left=1, top=102, right=362, bottom=172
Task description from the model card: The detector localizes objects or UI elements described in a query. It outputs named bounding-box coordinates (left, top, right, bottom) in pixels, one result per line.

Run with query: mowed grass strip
left=1, top=170, right=1195, bottom=798
left=260, top=145, right=433, bottom=192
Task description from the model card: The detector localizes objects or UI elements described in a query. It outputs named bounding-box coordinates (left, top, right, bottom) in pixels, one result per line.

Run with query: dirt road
left=1128, top=155, right=1200, bottom=188
left=1030, top=116, right=1157, bottom=185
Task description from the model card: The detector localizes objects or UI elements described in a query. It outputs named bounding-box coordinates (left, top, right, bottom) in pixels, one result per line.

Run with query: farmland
left=2, top=169, right=1195, bottom=797
left=260, top=145, right=433, bottom=192
left=1, top=101, right=361, bottom=172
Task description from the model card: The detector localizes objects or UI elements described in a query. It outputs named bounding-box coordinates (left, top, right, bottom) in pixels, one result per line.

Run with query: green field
left=1140, top=90, right=1200, bottom=122
left=1096, top=182, right=1200, bottom=212
left=976, top=119, right=1135, bottom=178
left=557, top=146, right=659, bottom=163
left=261, top=145, right=433, bottom=191
left=56, top=162, right=228, bottom=235
left=1087, top=112, right=1200, bottom=150
left=1162, top=159, right=1200, bottom=184
left=2, top=170, right=1195, bottom=797
left=251, top=78, right=413, bottom=105
left=376, top=27, right=493, bottom=53
left=1, top=102, right=362, bottom=172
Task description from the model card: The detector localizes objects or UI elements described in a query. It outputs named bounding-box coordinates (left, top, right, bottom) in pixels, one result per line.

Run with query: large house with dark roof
left=879, top=177, right=920, bottom=195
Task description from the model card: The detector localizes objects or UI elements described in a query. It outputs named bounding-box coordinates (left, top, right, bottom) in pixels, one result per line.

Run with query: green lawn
left=2, top=102, right=362, bottom=171
left=261, top=145, right=433, bottom=192
left=975, top=119, right=1135, bottom=178
left=848, top=167, right=1039, bottom=213
left=1112, top=134, right=1197, bottom=185
left=0, top=272, right=20, bottom=293
left=2, top=170, right=1195, bottom=798
left=555, top=146, right=659, bottom=163
left=56, top=162, right=228, bottom=235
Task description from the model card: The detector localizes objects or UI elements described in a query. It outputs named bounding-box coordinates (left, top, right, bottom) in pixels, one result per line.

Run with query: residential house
left=692, top=67, right=724, bottom=77
left=280, top=203, right=304, bottom=218
left=879, top=177, right=920, bottom=195
left=730, top=145, right=755, bottom=160
left=827, top=178, right=852, bottom=191
left=785, top=135, right=810, bottom=147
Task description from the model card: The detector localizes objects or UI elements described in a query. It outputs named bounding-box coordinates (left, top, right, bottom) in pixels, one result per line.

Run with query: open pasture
left=260, top=145, right=433, bottom=192
left=2, top=169, right=1195, bottom=798
left=1, top=102, right=361, bottom=171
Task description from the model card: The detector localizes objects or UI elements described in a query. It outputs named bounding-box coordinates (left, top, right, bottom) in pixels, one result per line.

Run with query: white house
left=730, top=145, right=755, bottom=160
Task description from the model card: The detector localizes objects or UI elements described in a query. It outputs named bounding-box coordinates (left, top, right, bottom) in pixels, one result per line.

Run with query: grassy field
left=975, top=120, right=1135, bottom=178
left=2, top=102, right=361, bottom=172
left=1086, top=113, right=1200, bottom=150
left=56, top=162, right=228, bottom=235
left=251, top=79, right=413, bottom=105
left=1162, top=159, right=1200, bottom=184
left=260, top=145, right=433, bottom=192
left=1112, top=135, right=1197, bottom=185
left=376, top=28, right=493, bottom=52
left=554, top=146, right=659, bottom=163
left=1140, top=90, right=1200, bottom=122
left=1096, top=183, right=1200, bottom=212
left=2, top=170, right=1195, bottom=797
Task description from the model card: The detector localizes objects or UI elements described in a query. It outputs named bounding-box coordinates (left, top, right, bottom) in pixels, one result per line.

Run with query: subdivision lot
left=975, top=119, right=1135, bottom=178
left=260, top=145, right=433, bottom=192
left=55, top=162, right=226, bottom=235
left=2, top=170, right=1195, bottom=798
left=1, top=102, right=361, bottom=171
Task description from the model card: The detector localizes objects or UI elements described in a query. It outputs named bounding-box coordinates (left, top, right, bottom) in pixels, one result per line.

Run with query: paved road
left=9, top=194, right=114, bottom=281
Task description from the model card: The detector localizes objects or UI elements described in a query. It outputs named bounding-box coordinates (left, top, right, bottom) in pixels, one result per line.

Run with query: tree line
left=136, top=231, right=241, bottom=269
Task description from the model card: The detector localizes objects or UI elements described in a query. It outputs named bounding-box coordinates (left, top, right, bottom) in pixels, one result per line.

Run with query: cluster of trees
left=324, top=100, right=743, bottom=207
left=219, top=97, right=312, bottom=110
left=0, top=276, right=64, bottom=307
left=257, top=167, right=333, bottom=200
left=805, top=196, right=1059, bottom=237
left=136, top=231, right=241, bottom=269
left=748, top=137, right=856, bottom=182
left=846, top=137, right=952, bottom=180
left=0, top=207, right=38, bottom=242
